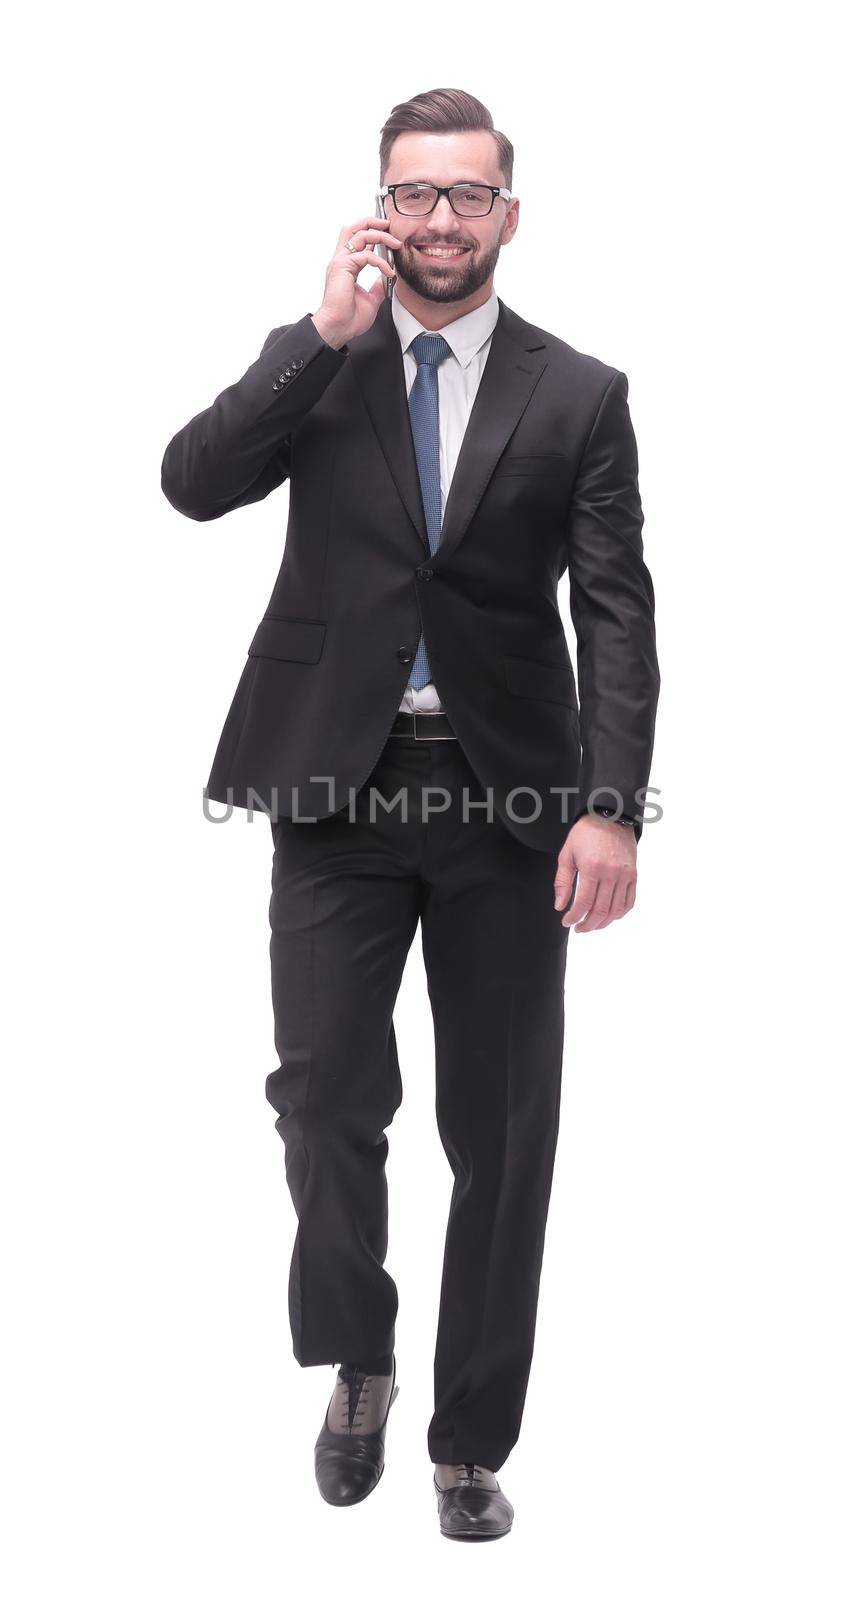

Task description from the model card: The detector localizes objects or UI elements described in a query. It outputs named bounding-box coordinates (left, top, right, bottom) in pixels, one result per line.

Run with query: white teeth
left=418, top=247, right=467, bottom=257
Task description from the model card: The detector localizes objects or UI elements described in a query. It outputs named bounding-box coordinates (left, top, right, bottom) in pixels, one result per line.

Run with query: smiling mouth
left=413, top=245, right=471, bottom=260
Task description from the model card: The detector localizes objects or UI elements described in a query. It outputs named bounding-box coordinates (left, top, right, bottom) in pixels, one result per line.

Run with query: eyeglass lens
left=392, top=184, right=496, bottom=217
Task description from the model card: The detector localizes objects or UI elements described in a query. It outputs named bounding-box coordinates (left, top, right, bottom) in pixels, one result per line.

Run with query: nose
left=427, top=195, right=459, bottom=229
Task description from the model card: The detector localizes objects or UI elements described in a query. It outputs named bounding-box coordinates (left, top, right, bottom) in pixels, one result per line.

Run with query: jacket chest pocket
left=492, top=451, right=569, bottom=480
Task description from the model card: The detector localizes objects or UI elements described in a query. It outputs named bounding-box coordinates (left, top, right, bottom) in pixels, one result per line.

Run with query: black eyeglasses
left=378, top=182, right=512, bottom=218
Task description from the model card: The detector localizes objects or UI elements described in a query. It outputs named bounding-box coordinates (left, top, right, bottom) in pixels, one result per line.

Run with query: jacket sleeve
left=160, top=313, right=348, bottom=521
left=566, top=370, right=660, bottom=838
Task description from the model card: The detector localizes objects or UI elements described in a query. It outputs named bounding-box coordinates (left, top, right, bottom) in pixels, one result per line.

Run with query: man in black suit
left=161, top=86, right=659, bottom=1540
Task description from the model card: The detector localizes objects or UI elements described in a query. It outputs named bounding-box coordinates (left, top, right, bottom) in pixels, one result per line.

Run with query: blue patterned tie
left=407, top=332, right=453, bottom=689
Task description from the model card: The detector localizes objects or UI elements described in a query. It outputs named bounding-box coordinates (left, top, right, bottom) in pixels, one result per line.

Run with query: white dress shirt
left=392, top=286, right=499, bottom=713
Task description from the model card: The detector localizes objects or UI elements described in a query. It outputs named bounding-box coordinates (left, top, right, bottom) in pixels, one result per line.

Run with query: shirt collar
left=391, top=285, right=499, bottom=372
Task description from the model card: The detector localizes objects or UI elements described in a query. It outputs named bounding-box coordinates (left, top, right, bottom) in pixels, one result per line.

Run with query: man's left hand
left=554, top=815, right=637, bottom=932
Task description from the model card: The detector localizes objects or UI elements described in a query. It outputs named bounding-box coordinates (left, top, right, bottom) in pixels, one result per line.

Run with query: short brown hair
left=379, top=87, right=513, bottom=189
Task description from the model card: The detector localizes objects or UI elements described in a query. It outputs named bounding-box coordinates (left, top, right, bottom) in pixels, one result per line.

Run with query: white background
left=3, top=2, right=856, bottom=1594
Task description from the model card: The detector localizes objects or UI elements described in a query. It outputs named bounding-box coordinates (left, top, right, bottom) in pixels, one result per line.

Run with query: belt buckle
left=390, top=710, right=457, bottom=742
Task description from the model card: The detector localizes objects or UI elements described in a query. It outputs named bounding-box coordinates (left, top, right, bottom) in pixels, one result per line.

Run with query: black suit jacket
left=161, top=296, right=659, bottom=852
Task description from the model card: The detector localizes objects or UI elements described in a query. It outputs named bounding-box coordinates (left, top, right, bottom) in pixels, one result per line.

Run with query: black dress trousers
left=266, top=728, right=570, bottom=1473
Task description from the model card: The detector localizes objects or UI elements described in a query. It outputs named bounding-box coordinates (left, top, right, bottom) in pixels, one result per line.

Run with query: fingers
left=340, top=214, right=397, bottom=238
left=553, top=854, right=576, bottom=912
left=336, top=225, right=400, bottom=282
left=339, top=244, right=397, bottom=280
left=593, top=876, right=627, bottom=931
left=562, top=869, right=636, bottom=932
left=562, top=870, right=600, bottom=929
left=339, top=221, right=403, bottom=250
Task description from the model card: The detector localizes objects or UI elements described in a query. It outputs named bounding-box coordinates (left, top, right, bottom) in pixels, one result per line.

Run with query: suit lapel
left=436, top=300, right=548, bottom=564
left=348, top=295, right=549, bottom=564
left=348, top=296, right=430, bottom=554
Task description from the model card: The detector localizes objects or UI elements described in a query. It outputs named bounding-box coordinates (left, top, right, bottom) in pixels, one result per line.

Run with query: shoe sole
left=439, top=1526, right=512, bottom=1540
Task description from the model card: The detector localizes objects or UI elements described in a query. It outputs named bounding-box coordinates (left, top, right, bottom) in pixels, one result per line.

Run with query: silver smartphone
left=374, top=192, right=395, bottom=298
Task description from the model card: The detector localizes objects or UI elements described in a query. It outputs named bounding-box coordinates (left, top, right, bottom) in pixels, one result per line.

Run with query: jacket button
left=417, top=565, right=434, bottom=580
left=397, top=646, right=414, bottom=663
left=289, top=357, right=303, bottom=372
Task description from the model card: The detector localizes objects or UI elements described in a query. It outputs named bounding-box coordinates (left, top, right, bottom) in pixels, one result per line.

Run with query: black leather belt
left=388, top=710, right=458, bottom=741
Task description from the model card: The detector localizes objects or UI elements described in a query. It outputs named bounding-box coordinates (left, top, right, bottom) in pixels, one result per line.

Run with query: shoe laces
left=456, top=1461, right=488, bottom=1486
left=335, top=1363, right=372, bottom=1430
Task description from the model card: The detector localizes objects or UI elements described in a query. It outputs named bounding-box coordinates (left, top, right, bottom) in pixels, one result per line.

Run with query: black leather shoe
left=433, top=1462, right=514, bottom=1539
left=314, top=1357, right=399, bottom=1506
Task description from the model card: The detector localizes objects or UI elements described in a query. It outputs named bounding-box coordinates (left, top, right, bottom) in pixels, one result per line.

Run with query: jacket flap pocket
left=249, top=616, right=327, bottom=664
left=504, top=653, right=575, bottom=706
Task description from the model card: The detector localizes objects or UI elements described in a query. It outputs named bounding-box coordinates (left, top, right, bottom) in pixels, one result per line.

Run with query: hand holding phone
left=311, top=210, right=402, bottom=347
